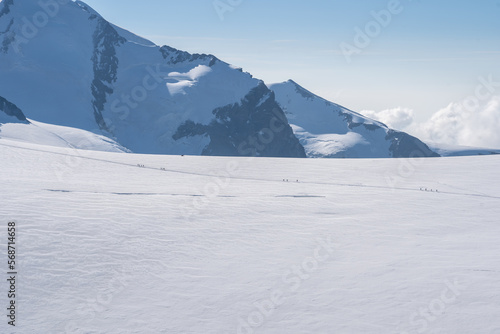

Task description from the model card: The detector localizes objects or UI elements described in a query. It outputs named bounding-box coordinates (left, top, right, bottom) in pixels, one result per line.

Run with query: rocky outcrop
left=174, top=82, right=306, bottom=157
left=0, top=95, right=28, bottom=123
left=270, top=80, right=441, bottom=158
left=160, top=45, right=218, bottom=66
left=386, top=130, right=440, bottom=158
left=90, top=18, right=126, bottom=131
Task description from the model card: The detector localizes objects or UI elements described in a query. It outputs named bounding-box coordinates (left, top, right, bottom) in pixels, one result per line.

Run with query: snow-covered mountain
left=269, top=80, right=440, bottom=158
left=3, top=0, right=480, bottom=159
left=0, top=0, right=305, bottom=157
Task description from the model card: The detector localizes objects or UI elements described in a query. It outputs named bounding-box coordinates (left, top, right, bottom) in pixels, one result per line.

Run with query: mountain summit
left=0, top=0, right=305, bottom=157
left=269, top=80, right=439, bottom=158
left=0, top=0, right=439, bottom=158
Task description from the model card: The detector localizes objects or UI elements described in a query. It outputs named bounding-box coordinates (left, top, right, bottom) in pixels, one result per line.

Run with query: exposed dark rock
left=289, top=80, right=316, bottom=100
left=0, top=0, right=14, bottom=19
left=363, top=123, right=380, bottom=131
left=0, top=18, right=14, bottom=53
left=386, top=130, right=440, bottom=158
left=90, top=18, right=126, bottom=131
left=0, top=95, right=29, bottom=123
left=341, top=112, right=362, bottom=129
left=172, top=120, right=208, bottom=141
left=173, top=82, right=306, bottom=158
left=159, top=45, right=219, bottom=67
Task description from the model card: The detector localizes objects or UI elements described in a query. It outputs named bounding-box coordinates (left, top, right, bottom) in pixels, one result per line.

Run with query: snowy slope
left=427, top=142, right=500, bottom=157
left=0, top=119, right=128, bottom=152
left=269, top=80, right=439, bottom=158
left=1, top=94, right=127, bottom=152
left=0, top=0, right=98, bottom=129
left=1, top=138, right=500, bottom=333
left=0, top=0, right=304, bottom=157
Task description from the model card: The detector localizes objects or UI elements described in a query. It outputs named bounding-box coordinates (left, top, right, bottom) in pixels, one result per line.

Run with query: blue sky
left=82, top=0, right=500, bottom=123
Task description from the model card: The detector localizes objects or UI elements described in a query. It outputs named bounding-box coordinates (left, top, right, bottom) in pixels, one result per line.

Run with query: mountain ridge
left=3, top=0, right=486, bottom=158
left=0, top=0, right=305, bottom=157
left=269, top=80, right=440, bottom=158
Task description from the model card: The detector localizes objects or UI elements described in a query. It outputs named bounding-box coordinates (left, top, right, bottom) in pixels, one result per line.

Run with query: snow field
left=0, top=138, right=499, bottom=333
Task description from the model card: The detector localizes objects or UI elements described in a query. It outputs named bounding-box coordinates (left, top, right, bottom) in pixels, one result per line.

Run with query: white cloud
left=360, top=97, right=500, bottom=149
left=360, top=107, right=414, bottom=130
left=408, top=96, right=500, bottom=149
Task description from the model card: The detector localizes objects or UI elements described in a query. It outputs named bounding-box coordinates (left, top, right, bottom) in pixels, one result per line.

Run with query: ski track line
left=1, top=141, right=499, bottom=200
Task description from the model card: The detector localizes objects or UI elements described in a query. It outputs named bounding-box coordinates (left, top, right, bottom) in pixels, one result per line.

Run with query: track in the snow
left=2, top=141, right=499, bottom=200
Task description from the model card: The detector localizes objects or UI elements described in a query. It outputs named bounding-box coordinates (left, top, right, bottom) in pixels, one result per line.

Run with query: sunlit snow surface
left=0, top=120, right=128, bottom=152
left=0, top=138, right=499, bottom=333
